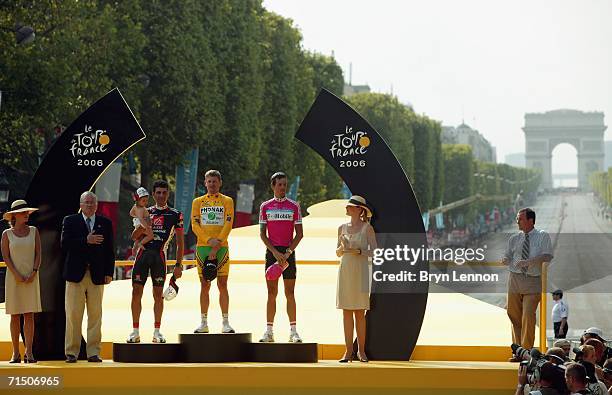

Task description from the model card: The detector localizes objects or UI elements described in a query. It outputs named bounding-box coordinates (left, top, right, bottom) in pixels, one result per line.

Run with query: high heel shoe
left=338, top=354, right=353, bottom=363
left=9, top=354, right=21, bottom=363
left=357, top=352, right=369, bottom=363
left=24, top=355, right=37, bottom=364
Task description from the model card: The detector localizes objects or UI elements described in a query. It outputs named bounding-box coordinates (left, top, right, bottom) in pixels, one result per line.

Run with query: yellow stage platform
left=0, top=360, right=517, bottom=395
left=0, top=263, right=526, bottom=347
left=0, top=200, right=527, bottom=394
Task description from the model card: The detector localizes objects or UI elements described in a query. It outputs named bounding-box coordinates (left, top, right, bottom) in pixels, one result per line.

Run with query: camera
left=511, top=344, right=549, bottom=384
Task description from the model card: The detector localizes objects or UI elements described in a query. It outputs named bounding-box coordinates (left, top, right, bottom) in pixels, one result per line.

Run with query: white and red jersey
left=259, top=197, right=302, bottom=247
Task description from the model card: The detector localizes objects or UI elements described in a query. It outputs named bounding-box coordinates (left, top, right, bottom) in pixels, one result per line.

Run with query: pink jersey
left=259, top=197, right=302, bottom=247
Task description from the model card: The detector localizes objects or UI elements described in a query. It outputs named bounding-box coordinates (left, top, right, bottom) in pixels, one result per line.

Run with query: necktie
left=521, top=233, right=530, bottom=260
left=520, top=233, right=530, bottom=273
left=86, top=217, right=92, bottom=233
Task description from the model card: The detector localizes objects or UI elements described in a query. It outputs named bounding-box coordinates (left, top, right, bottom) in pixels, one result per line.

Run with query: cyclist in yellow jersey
left=191, top=170, right=235, bottom=333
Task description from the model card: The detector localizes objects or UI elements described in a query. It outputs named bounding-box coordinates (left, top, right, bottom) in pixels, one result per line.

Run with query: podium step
left=247, top=342, right=318, bottom=363
left=112, top=343, right=182, bottom=363
left=179, top=333, right=252, bottom=362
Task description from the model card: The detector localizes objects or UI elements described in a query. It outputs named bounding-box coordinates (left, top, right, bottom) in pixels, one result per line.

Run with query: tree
left=256, top=11, right=304, bottom=204
left=305, top=51, right=344, bottom=200
left=0, top=0, right=146, bottom=198
left=306, top=52, right=344, bottom=96
left=431, top=126, right=444, bottom=208
left=133, top=0, right=218, bottom=188
left=412, top=116, right=440, bottom=210
left=195, top=0, right=265, bottom=197
left=442, top=144, right=474, bottom=203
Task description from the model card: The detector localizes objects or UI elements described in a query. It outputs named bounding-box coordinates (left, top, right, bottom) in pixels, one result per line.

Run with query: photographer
left=582, top=328, right=612, bottom=366
left=576, top=345, right=608, bottom=395
left=584, top=339, right=607, bottom=381
left=575, top=345, right=595, bottom=363
left=585, top=340, right=605, bottom=366
left=516, top=361, right=567, bottom=395
left=554, top=339, right=572, bottom=360
left=565, top=363, right=589, bottom=395
left=547, top=347, right=569, bottom=364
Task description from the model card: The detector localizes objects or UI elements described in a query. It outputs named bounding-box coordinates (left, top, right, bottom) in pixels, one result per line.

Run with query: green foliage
left=442, top=144, right=474, bottom=203
left=3, top=1, right=545, bottom=244
left=412, top=116, right=440, bottom=210
left=306, top=52, right=344, bottom=97
left=431, top=126, right=444, bottom=207
left=135, top=0, right=220, bottom=187
left=305, top=51, right=345, bottom=200
left=256, top=11, right=306, bottom=205
left=0, top=0, right=146, bottom=197
left=590, top=168, right=612, bottom=207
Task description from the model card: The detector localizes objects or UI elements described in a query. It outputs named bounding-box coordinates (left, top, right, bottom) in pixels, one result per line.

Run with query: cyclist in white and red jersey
left=258, top=172, right=303, bottom=343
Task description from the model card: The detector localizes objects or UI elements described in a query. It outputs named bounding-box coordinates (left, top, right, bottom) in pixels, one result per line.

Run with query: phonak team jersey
left=191, top=193, right=234, bottom=247
left=144, top=206, right=184, bottom=254
left=259, top=197, right=302, bottom=247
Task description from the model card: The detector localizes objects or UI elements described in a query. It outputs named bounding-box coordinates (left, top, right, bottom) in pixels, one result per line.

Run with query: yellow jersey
left=191, top=193, right=234, bottom=247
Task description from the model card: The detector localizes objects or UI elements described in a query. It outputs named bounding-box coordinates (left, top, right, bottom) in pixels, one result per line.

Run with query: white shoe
left=194, top=322, right=209, bottom=333
left=289, top=331, right=302, bottom=343
left=126, top=330, right=140, bottom=343
left=259, top=331, right=274, bottom=343
left=152, top=332, right=166, bottom=343
left=222, top=322, right=235, bottom=333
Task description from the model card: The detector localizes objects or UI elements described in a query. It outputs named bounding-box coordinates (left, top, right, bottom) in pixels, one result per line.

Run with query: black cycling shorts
left=265, top=246, right=296, bottom=280
left=133, top=249, right=166, bottom=287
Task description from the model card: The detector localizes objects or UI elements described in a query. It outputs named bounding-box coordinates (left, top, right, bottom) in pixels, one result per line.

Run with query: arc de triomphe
left=523, top=109, right=606, bottom=191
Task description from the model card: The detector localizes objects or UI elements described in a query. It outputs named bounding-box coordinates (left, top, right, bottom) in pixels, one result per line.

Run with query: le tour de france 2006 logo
left=329, top=126, right=370, bottom=168
left=69, top=125, right=111, bottom=167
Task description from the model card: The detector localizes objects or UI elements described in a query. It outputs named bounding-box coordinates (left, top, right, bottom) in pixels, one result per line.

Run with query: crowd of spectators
left=514, top=327, right=612, bottom=395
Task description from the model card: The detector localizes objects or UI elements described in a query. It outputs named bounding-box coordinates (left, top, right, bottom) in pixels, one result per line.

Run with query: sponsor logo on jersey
left=266, top=209, right=294, bottom=221
left=152, top=215, right=165, bottom=227
left=201, top=206, right=224, bottom=225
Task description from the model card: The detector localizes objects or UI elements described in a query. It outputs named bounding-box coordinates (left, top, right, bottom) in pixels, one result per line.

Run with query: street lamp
left=15, top=23, right=35, bottom=45
left=137, top=74, right=150, bottom=88
left=1, top=23, right=35, bottom=45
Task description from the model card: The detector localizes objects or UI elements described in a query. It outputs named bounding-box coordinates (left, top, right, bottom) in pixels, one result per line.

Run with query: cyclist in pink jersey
left=258, top=172, right=303, bottom=343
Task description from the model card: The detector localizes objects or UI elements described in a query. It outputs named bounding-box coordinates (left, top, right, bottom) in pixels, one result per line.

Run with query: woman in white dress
left=1, top=200, right=42, bottom=363
left=336, top=195, right=377, bottom=363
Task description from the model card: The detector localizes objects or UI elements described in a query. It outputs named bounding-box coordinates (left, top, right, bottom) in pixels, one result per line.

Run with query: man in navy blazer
left=61, top=191, right=114, bottom=363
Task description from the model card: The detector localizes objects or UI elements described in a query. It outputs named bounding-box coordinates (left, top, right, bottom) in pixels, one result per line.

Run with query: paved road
left=547, top=192, right=612, bottom=339
left=462, top=192, right=612, bottom=340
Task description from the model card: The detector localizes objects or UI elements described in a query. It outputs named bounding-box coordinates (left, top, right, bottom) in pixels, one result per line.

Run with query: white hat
left=134, top=187, right=149, bottom=200
left=2, top=199, right=38, bottom=221
left=584, top=327, right=606, bottom=340
left=346, top=195, right=373, bottom=218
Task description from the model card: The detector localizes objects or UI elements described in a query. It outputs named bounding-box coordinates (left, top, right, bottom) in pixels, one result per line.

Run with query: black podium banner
left=295, top=89, right=428, bottom=360
left=25, top=88, right=146, bottom=359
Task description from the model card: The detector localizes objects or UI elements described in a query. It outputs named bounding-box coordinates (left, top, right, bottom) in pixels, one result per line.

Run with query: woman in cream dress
left=1, top=200, right=42, bottom=363
left=336, top=195, right=376, bottom=363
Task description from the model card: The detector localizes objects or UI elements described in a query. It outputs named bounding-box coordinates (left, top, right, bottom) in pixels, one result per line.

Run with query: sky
left=263, top=0, right=611, bottom=175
